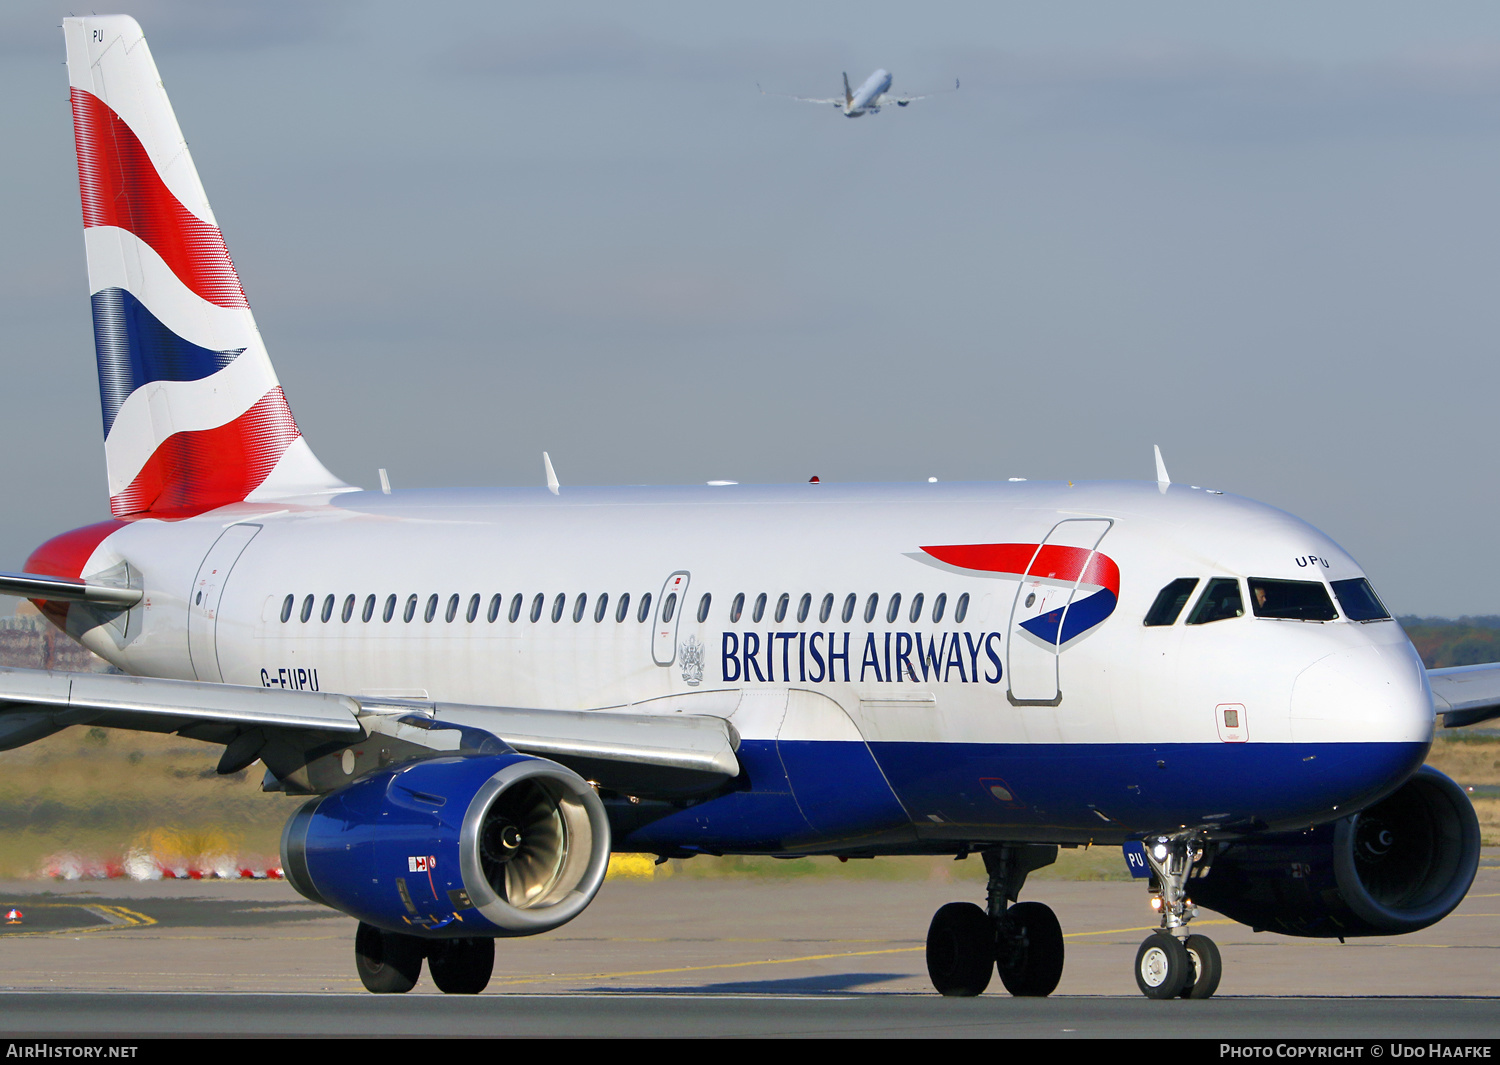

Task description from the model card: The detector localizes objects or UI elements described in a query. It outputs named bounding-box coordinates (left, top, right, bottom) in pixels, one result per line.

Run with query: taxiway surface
left=0, top=854, right=1495, bottom=1037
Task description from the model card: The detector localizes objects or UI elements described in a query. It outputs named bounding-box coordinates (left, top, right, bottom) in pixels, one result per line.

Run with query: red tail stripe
left=71, top=88, right=248, bottom=310
left=109, top=388, right=301, bottom=518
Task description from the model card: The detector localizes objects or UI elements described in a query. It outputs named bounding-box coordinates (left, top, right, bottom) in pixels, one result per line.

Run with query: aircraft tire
left=1134, top=932, right=1191, bottom=999
left=427, top=937, right=496, bottom=994
left=354, top=922, right=424, bottom=994
left=996, top=900, right=1064, bottom=997
left=926, top=902, right=994, bottom=997
left=1179, top=934, right=1222, bottom=1000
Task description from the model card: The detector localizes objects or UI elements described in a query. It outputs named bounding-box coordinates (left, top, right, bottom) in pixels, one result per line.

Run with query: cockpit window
left=1331, top=577, right=1391, bottom=622
left=1187, top=578, right=1244, bottom=625
left=1144, top=578, right=1199, bottom=627
left=1248, top=578, right=1337, bottom=622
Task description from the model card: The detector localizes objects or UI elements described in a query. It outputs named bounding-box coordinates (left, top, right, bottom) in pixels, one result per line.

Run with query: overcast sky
left=3, top=1, right=1500, bottom=615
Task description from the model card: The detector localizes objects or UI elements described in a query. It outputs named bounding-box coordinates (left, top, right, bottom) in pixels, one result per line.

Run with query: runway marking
left=0, top=902, right=156, bottom=938
left=486, top=920, right=1242, bottom=987
left=1058, top=919, right=1234, bottom=939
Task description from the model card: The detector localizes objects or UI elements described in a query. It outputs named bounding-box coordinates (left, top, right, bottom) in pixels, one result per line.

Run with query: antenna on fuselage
left=543, top=452, right=560, bottom=495
left=1154, top=445, right=1171, bottom=493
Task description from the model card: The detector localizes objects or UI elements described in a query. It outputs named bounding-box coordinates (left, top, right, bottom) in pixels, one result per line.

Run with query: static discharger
left=543, top=452, right=560, bottom=495
left=1155, top=445, right=1171, bottom=493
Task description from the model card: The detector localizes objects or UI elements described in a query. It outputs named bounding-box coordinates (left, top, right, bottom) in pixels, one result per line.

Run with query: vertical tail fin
left=63, top=16, right=347, bottom=518
left=842, top=72, right=853, bottom=109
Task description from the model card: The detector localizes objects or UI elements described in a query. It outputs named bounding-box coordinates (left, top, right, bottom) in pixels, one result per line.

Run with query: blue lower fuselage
left=612, top=738, right=1429, bottom=854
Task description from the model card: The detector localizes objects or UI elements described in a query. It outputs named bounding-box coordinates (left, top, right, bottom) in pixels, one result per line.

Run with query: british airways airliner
left=759, top=69, right=959, bottom=117
left=2, top=16, right=1493, bottom=1000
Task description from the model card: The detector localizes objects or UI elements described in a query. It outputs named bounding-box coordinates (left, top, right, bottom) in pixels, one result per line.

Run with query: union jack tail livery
left=64, top=15, right=346, bottom=518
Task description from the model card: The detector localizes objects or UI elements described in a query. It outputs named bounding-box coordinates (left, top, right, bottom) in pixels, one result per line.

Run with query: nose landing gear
left=1136, top=835, right=1222, bottom=999
left=925, top=845, right=1065, bottom=998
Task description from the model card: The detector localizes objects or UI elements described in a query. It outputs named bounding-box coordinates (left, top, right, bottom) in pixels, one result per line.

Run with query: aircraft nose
left=1289, top=644, right=1433, bottom=745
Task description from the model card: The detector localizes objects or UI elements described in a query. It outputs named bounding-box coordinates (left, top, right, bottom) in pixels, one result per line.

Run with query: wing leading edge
left=0, top=666, right=740, bottom=798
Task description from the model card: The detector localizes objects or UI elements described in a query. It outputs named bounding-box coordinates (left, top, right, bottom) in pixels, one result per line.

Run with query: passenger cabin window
left=363, top=595, right=376, bottom=623
left=403, top=595, right=418, bottom=623
left=467, top=594, right=480, bottom=623
left=425, top=594, right=440, bottom=623
left=774, top=593, right=789, bottom=623
left=796, top=593, right=811, bottom=624
left=342, top=595, right=356, bottom=623
left=1144, top=578, right=1200, bottom=627
left=509, top=594, right=523, bottom=623
left=932, top=593, right=947, bottom=623
left=909, top=592, right=924, bottom=624
left=730, top=593, right=744, bottom=623
left=488, top=594, right=503, bottom=623
left=301, top=595, right=314, bottom=623
left=661, top=593, right=677, bottom=624
left=551, top=593, right=566, bottom=623
left=1248, top=578, right=1337, bottom=622
left=1187, top=578, right=1243, bottom=624
left=573, top=593, right=587, bottom=622
left=529, top=594, right=544, bottom=623
left=637, top=592, right=652, bottom=623
left=954, top=593, right=969, bottom=624
left=280, top=595, right=294, bottom=623
left=445, top=594, right=460, bottom=623
left=594, top=593, right=610, bottom=623
left=864, top=594, right=879, bottom=624
left=819, top=593, right=834, bottom=624
left=1331, top=578, right=1391, bottom=622
left=615, top=593, right=630, bottom=623
left=383, top=594, right=397, bottom=623
left=697, top=593, right=712, bottom=623
left=752, top=593, right=767, bottom=623
left=886, top=593, right=902, bottom=624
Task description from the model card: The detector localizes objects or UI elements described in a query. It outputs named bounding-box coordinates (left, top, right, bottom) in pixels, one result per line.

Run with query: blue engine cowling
left=281, top=752, right=611, bottom=938
left=1190, top=766, right=1480, bottom=938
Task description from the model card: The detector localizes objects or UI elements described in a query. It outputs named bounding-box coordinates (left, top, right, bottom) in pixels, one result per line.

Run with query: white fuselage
left=51, top=478, right=1433, bottom=851
left=846, top=70, right=894, bottom=116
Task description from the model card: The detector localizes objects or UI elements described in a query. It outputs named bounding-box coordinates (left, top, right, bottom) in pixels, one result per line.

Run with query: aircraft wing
left=1430, top=663, right=1500, bottom=728
left=0, top=666, right=740, bottom=797
left=757, top=84, right=843, bottom=106
left=887, top=78, right=961, bottom=105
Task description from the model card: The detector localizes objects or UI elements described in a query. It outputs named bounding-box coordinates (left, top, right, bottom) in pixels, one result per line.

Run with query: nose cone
left=1290, top=643, right=1434, bottom=746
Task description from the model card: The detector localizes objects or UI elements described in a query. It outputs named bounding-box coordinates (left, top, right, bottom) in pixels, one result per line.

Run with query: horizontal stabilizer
left=1429, top=663, right=1500, bottom=728
left=0, top=571, right=141, bottom=607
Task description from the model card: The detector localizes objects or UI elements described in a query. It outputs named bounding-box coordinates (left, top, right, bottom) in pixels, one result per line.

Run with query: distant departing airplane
left=759, top=69, right=959, bottom=117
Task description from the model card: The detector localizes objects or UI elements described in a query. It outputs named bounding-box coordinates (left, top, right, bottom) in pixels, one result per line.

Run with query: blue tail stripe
left=90, top=287, right=244, bottom=437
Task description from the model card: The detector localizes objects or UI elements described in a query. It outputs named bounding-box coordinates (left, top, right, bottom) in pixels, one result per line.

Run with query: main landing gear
left=355, top=922, right=496, bottom=994
left=926, top=845, right=1065, bottom=997
left=1134, top=835, right=1222, bottom=1000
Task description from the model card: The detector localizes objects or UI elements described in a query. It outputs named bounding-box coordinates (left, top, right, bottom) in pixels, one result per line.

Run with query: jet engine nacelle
left=1191, top=766, right=1480, bottom=938
left=281, top=752, right=611, bottom=938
